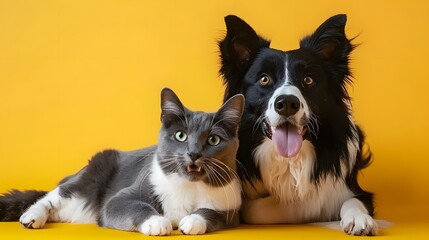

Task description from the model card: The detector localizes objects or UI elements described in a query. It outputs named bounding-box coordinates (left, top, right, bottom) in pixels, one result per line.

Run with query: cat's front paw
left=179, top=214, right=207, bottom=235
left=19, top=206, right=49, bottom=229
left=341, top=213, right=378, bottom=236
left=139, top=215, right=172, bottom=236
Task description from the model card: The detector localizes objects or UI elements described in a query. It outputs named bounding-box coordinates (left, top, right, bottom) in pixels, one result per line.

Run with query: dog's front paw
left=179, top=214, right=207, bottom=235
left=139, top=215, right=172, bottom=236
left=341, top=213, right=378, bottom=236
left=19, top=206, right=49, bottom=229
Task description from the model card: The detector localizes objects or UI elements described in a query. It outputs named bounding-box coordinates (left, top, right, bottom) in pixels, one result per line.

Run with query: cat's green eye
left=207, top=135, right=221, bottom=146
left=175, top=131, right=187, bottom=142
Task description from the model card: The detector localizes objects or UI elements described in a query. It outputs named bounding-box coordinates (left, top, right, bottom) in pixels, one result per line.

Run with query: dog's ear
left=219, top=15, right=270, bottom=102
left=300, top=14, right=354, bottom=62
left=300, top=14, right=355, bottom=89
left=160, top=88, right=186, bottom=128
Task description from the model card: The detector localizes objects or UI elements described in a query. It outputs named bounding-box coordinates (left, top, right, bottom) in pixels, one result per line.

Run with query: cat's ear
left=160, top=88, right=185, bottom=128
left=214, top=94, right=245, bottom=135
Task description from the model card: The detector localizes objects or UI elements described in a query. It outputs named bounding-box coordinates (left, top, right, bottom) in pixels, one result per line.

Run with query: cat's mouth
left=186, top=164, right=202, bottom=173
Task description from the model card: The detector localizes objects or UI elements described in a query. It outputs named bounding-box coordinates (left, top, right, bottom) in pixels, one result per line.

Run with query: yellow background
left=1, top=0, right=428, bottom=238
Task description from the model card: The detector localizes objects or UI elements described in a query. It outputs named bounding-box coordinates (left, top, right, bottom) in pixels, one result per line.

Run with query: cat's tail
left=0, top=189, right=47, bottom=221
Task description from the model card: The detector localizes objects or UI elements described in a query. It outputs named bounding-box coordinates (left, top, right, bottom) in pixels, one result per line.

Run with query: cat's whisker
left=252, top=115, right=267, bottom=136
left=204, top=160, right=241, bottom=224
left=207, top=161, right=235, bottom=185
left=206, top=159, right=240, bottom=192
left=123, top=150, right=185, bottom=159
left=206, top=159, right=241, bottom=224
left=204, top=164, right=232, bottom=224
left=235, top=159, right=251, bottom=188
left=207, top=158, right=240, bottom=182
left=155, top=155, right=186, bottom=166
left=306, top=112, right=321, bottom=138
left=125, top=151, right=182, bottom=160
left=158, top=159, right=182, bottom=175
left=157, top=157, right=181, bottom=163
left=205, top=159, right=243, bottom=214
left=165, top=162, right=182, bottom=176
left=205, top=162, right=230, bottom=184
left=158, top=160, right=177, bottom=168
left=204, top=164, right=232, bottom=223
left=204, top=165, right=221, bottom=186
left=156, top=154, right=183, bottom=159
left=135, top=157, right=179, bottom=198
left=212, top=167, right=232, bottom=224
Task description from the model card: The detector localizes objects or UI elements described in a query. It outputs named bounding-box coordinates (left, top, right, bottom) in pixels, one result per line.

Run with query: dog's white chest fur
left=150, top=159, right=241, bottom=227
left=252, top=139, right=354, bottom=222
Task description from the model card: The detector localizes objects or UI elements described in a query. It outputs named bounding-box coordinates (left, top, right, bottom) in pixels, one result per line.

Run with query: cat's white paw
left=341, top=213, right=378, bottom=236
left=179, top=214, right=207, bottom=235
left=19, top=205, right=49, bottom=229
left=139, top=215, right=172, bottom=236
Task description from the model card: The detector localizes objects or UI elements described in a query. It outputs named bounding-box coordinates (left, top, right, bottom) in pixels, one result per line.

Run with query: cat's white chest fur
left=150, top=158, right=241, bottom=227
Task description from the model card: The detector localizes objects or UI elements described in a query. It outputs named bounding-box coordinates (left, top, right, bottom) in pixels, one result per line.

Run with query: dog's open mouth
left=263, top=121, right=307, bottom=158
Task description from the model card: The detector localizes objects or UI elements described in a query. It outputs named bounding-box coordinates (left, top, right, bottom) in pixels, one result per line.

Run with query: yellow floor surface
left=1, top=221, right=428, bottom=239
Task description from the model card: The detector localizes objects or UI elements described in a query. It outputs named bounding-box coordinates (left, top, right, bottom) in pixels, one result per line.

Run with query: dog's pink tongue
left=272, top=123, right=303, bottom=158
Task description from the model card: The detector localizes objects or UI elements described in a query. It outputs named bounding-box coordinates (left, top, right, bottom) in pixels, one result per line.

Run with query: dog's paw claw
left=341, top=214, right=378, bottom=236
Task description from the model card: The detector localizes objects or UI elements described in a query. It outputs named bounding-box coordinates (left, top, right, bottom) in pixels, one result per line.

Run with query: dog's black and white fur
left=218, top=14, right=377, bottom=236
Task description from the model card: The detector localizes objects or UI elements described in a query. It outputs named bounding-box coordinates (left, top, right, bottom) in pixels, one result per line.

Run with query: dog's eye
left=302, top=76, right=314, bottom=87
left=259, top=75, right=271, bottom=86
left=174, top=131, right=187, bottom=142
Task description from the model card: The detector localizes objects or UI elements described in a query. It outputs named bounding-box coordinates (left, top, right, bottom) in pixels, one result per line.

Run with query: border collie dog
left=218, top=14, right=377, bottom=236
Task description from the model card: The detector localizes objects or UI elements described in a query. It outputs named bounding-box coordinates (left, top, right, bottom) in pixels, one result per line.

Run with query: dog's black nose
left=274, top=95, right=300, bottom=117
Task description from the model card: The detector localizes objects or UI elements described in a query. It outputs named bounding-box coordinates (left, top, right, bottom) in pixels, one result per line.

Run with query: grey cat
left=0, top=88, right=244, bottom=235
